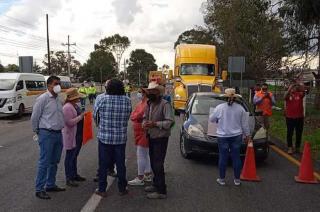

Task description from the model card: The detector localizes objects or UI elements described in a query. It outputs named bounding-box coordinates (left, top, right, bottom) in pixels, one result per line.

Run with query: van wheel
left=18, top=104, right=25, bottom=117
left=180, top=135, right=192, bottom=159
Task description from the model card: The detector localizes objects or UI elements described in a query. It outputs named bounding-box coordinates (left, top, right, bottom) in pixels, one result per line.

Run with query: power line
left=62, top=35, right=76, bottom=77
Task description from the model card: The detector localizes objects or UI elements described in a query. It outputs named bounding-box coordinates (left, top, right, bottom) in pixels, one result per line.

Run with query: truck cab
left=173, top=44, right=220, bottom=115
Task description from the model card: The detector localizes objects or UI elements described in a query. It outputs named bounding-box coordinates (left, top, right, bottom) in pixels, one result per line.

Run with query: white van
left=0, top=73, right=46, bottom=117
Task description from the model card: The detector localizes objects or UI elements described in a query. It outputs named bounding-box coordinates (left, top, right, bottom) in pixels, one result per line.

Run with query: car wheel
left=180, top=135, right=192, bottom=159
left=174, top=109, right=180, bottom=116
left=18, top=104, right=25, bottom=117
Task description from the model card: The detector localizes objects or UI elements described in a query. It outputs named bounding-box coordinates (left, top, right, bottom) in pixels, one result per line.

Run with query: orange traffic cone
left=240, top=142, right=261, bottom=181
left=295, top=142, right=318, bottom=184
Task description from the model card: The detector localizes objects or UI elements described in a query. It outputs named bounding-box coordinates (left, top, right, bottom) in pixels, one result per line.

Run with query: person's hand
left=144, top=121, right=157, bottom=129
left=80, top=113, right=85, bottom=120
left=245, top=136, right=253, bottom=144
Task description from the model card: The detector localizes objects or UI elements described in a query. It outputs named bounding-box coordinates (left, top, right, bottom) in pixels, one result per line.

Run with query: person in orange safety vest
left=253, top=83, right=276, bottom=130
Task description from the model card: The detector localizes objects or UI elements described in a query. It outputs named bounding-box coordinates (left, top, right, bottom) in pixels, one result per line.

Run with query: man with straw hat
left=143, top=81, right=174, bottom=199
left=209, top=88, right=251, bottom=186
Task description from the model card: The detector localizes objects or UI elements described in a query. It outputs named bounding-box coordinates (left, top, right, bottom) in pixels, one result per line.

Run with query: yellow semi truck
left=173, top=44, right=221, bottom=114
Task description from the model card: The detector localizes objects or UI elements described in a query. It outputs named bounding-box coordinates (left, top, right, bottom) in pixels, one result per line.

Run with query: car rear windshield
left=0, top=79, right=16, bottom=91
left=191, top=96, right=249, bottom=115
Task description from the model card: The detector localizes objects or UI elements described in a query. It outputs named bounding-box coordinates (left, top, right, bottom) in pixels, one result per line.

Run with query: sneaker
left=234, top=179, right=241, bottom=186
left=119, top=189, right=129, bottom=196
left=144, top=185, right=157, bottom=193
left=74, top=175, right=86, bottom=182
left=216, top=178, right=226, bottom=186
left=66, top=180, right=79, bottom=187
left=143, top=175, right=152, bottom=182
left=147, top=192, right=167, bottom=199
left=128, top=177, right=145, bottom=186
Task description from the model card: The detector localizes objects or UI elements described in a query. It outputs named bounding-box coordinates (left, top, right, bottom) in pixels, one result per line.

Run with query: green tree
left=0, top=64, right=4, bottom=72
left=80, top=50, right=116, bottom=82
left=127, top=49, right=158, bottom=86
left=279, top=0, right=320, bottom=108
left=5, top=64, right=19, bottom=72
left=94, top=34, right=130, bottom=72
left=33, top=63, right=42, bottom=73
left=202, top=0, right=287, bottom=79
left=174, top=28, right=216, bottom=48
left=42, top=51, right=81, bottom=76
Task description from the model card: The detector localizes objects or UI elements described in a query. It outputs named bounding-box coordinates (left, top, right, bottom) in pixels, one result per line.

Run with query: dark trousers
left=65, top=148, right=77, bottom=180
left=74, top=134, right=83, bottom=177
left=149, top=137, right=169, bottom=194
left=286, top=118, right=304, bottom=149
left=98, top=142, right=127, bottom=192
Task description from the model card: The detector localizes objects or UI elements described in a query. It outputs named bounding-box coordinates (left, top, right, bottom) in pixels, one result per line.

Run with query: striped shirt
left=93, top=94, right=132, bottom=145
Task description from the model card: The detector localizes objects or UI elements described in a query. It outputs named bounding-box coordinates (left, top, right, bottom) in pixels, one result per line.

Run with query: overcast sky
left=0, top=0, right=205, bottom=68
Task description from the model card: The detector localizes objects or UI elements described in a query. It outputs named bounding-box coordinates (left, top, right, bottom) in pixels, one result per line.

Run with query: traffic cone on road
left=241, top=142, right=261, bottom=181
left=295, top=142, right=318, bottom=184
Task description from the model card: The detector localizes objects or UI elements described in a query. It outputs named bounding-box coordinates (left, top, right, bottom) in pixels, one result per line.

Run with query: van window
left=61, top=81, right=72, bottom=89
left=26, top=81, right=46, bottom=91
left=16, top=80, right=24, bottom=91
left=0, top=79, right=16, bottom=91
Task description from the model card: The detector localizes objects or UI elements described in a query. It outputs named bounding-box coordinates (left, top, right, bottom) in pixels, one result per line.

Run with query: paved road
left=0, top=109, right=320, bottom=211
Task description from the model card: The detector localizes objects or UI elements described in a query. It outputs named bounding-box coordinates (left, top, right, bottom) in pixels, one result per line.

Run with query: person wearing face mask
left=209, top=88, right=251, bottom=186
left=143, top=82, right=174, bottom=199
left=253, top=83, right=276, bottom=130
left=31, top=76, right=66, bottom=200
left=62, top=88, right=85, bottom=187
left=128, top=86, right=152, bottom=186
left=284, top=83, right=305, bottom=154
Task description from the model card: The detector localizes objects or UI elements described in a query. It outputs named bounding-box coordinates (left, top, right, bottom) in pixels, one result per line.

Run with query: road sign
left=19, top=56, right=33, bottom=73
left=228, top=56, right=245, bottom=73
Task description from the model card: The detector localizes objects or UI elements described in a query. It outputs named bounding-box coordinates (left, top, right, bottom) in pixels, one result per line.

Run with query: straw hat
left=66, top=88, right=85, bottom=101
left=224, top=88, right=240, bottom=98
left=145, top=81, right=165, bottom=95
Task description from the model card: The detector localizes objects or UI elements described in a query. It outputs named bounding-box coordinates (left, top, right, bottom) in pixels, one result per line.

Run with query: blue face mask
left=137, top=92, right=143, bottom=101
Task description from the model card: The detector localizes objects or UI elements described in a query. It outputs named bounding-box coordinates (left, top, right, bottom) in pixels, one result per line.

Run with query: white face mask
left=137, top=92, right=143, bottom=101
left=53, top=85, right=61, bottom=94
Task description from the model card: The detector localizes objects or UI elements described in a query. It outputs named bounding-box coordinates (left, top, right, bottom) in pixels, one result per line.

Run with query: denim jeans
left=35, top=129, right=63, bottom=192
left=65, top=148, right=77, bottom=181
left=217, top=135, right=242, bottom=179
left=98, top=141, right=127, bottom=192
left=149, top=137, right=169, bottom=194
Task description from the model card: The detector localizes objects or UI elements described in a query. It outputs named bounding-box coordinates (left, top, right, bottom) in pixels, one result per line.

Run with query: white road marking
left=0, top=145, right=3, bottom=148
left=80, top=176, right=115, bottom=212
left=80, top=159, right=128, bottom=212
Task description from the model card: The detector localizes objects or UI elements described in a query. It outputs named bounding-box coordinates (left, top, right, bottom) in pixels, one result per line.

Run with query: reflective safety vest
left=255, top=91, right=273, bottom=116
left=124, top=86, right=130, bottom=93
left=87, top=86, right=97, bottom=95
left=78, top=87, right=87, bottom=97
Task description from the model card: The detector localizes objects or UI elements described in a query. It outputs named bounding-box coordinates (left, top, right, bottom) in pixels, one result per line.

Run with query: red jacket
left=131, top=99, right=149, bottom=147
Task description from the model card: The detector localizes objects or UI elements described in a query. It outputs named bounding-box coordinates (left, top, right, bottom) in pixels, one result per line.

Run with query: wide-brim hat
left=224, top=88, right=240, bottom=98
left=66, top=88, right=85, bottom=101
left=144, top=81, right=165, bottom=95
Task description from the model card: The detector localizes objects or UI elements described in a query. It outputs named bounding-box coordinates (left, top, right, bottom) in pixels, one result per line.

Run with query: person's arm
left=284, top=85, right=293, bottom=100
left=253, top=94, right=263, bottom=105
left=209, top=107, right=220, bottom=123
left=93, top=97, right=100, bottom=125
left=31, top=96, right=45, bottom=133
left=155, top=103, right=174, bottom=130
left=241, top=109, right=250, bottom=137
left=271, top=95, right=276, bottom=106
left=63, top=106, right=83, bottom=127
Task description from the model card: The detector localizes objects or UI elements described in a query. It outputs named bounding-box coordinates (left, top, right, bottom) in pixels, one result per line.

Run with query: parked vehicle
left=0, top=73, right=46, bottom=117
left=173, top=44, right=223, bottom=115
left=180, top=92, right=269, bottom=161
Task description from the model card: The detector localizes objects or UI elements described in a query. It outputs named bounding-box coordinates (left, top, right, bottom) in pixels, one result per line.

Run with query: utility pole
left=62, top=35, right=76, bottom=77
left=46, top=14, right=51, bottom=75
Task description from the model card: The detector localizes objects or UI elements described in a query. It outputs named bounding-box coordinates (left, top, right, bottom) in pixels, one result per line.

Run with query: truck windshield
left=0, top=79, right=16, bottom=91
left=180, top=64, right=214, bottom=76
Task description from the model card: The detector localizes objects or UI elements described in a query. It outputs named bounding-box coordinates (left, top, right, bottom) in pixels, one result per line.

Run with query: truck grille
left=0, top=98, right=6, bottom=108
left=186, top=85, right=212, bottom=97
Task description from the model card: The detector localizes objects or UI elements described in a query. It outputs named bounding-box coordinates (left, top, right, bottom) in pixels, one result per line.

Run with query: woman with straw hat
left=62, top=88, right=85, bottom=187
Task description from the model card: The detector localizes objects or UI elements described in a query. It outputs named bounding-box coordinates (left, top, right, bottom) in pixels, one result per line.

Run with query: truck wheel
left=18, top=104, right=25, bottom=117
left=174, top=109, right=180, bottom=116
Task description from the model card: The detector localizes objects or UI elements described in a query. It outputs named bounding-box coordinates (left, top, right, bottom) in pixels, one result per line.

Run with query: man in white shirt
left=209, top=88, right=251, bottom=186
